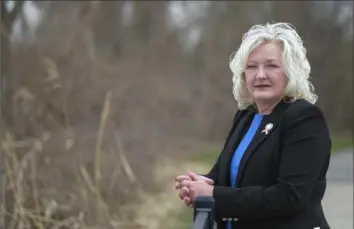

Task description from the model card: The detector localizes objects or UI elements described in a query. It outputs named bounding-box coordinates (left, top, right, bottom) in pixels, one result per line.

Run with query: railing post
left=193, top=196, right=215, bottom=229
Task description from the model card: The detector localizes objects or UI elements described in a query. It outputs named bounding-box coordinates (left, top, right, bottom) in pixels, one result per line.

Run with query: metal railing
left=193, top=196, right=215, bottom=229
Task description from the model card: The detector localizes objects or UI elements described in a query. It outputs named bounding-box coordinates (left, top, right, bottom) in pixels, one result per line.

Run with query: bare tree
left=1, top=0, right=25, bottom=127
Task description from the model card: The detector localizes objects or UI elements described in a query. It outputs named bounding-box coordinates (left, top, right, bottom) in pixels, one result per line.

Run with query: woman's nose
left=255, top=67, right=266, bottom=79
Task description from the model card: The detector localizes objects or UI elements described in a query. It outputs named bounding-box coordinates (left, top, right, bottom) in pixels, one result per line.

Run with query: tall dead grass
left=1, top=85, right=211, bottom=229
left=0, top=19, right=233, bottom=229
left=0, top=3, right=233, bottom=229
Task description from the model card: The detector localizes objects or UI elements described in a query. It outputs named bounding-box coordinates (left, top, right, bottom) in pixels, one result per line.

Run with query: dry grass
left=0, top=69, right=221, bottom=229
left=1, top=88, right=146, bottom=229
left=0, top=125, right=212, bottom=229
left=0, top=20, right=234, bottom=227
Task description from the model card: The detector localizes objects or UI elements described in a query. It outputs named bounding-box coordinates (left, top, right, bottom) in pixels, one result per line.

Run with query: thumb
left=188, top=171, right=201, bottom=181
left=200, top=176, right=215, bottom=185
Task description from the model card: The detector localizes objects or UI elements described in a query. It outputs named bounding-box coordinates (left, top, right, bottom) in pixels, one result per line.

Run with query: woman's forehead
left=247, top=42, right=282, bottom=61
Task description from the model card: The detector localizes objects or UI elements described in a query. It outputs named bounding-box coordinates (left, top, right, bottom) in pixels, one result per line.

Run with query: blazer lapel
left=219, top=108, right=255, bottom=186
left=235, top=100, right=289, bottom=186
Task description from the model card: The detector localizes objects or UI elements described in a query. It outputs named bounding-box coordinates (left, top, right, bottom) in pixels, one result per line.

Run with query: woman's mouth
left=255, top=85, right=271, bottom=88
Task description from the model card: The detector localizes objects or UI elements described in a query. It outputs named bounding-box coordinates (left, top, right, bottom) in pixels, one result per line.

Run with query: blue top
left=227, top=113, right=263, bottom=229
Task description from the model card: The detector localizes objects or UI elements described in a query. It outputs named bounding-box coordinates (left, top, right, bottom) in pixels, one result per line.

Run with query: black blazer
left=204, top=99, right=332, bottom=229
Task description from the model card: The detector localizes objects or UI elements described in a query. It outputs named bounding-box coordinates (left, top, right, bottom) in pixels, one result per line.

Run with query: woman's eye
left=268, top=64, right=278, bottom=68
left=247, top=65, right=256, bottom=68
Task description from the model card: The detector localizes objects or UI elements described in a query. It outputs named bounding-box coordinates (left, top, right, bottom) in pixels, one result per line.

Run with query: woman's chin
left=252, top=93, right=274, bottom=101
left=252, top=93, right=281, bottom=104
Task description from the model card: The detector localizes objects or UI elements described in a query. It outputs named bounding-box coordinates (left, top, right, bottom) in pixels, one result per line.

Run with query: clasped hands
left=175, top=171, right=215, bottom=207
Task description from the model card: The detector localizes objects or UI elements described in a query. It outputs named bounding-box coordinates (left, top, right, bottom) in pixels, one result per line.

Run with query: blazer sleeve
left=202, top=110, right=241, bottom=185
left=212, top=103, right=331, bottom=220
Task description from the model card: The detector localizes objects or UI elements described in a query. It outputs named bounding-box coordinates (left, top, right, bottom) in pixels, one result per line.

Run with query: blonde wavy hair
left=229, top=22, right=318, bottom=110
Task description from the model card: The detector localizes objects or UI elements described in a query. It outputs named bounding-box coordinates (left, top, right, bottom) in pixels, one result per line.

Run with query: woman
left=175, top=22, right=332, bottom=229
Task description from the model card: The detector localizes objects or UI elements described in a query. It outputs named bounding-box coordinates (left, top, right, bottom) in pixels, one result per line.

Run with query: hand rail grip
left=193, top=196, right=215, bottom=229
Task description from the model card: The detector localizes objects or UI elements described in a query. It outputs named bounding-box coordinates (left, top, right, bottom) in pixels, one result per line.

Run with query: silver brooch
left=261, top=123, right=273, bottom=135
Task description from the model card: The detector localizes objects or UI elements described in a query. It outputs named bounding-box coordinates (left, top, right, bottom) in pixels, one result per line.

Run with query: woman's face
left=244, top=41, right=288, bottom=105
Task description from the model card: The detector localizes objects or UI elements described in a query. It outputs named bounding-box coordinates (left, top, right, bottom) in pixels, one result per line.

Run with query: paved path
left=323, top=149, right=353, bottom=229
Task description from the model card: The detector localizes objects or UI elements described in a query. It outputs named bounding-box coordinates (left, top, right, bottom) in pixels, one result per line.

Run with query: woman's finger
left=175, top=175, right=191, bottom=182
left=178, top=189, right=184, bottom=199
left=179, top=186, right=189, bottom=199
left=180, top=180, right=192, bottom=188
left=180, top=187, right=188, bottom=197
left=183, top=196, right=191, bottom=206
left=179, top=188, right=186, bottom=199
